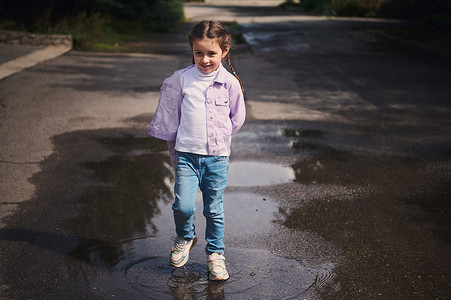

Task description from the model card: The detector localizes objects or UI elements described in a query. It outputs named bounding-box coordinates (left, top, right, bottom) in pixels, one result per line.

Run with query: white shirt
left=176, top=66, right=218, bottom=155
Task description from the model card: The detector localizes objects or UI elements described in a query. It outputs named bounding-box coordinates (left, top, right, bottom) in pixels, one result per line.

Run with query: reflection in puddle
left=123, top=257, right=207, bottom=298
left=228, top=161, right=295, bottom=186
left=68, top=146, right=173, bottom=242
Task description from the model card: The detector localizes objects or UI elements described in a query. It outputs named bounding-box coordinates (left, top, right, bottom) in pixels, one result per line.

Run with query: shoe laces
left=171, top=236, right=187, bottom=252
left=209, top=253, right=225, bottom=269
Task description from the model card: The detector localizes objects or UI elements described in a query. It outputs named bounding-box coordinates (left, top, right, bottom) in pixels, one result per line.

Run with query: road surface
left=0, top=3, right=450, bottom=299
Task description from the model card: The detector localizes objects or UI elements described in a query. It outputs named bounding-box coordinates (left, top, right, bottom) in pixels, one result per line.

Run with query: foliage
left=221, top=21, right=246, bottom=44
left=0, top=0, right=184, bottom=31
left=0, top=0, right=185, bottom=50
left=300, top=0, right=335, bottom=15
left=331, top=0, right=385, bottom=17
left=378, top=0, right=451, bottom=29
left=298, top=0, right=451, bottom=30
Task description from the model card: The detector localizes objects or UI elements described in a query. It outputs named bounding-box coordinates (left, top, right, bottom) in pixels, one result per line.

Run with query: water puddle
left=120, top=247, right=320, bottom=299
left=228, top=161, right=295, bottom=186
left=68, top=241, right=321, bottom=299
left=65, top=184, right=323, bottom=298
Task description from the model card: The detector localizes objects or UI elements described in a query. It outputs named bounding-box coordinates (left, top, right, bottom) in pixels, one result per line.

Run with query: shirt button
left=210, top=117, right=213, bottom=119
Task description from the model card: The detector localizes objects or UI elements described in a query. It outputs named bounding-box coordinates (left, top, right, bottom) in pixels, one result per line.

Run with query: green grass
left=50, top=15, right=159, bottom=51
left=221, top=21, right=246, bottom=45
left=0, top=0, right=185, bottom=52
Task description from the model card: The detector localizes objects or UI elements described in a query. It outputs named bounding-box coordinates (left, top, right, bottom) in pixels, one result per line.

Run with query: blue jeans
left=173, top=152, right=229, bottom=255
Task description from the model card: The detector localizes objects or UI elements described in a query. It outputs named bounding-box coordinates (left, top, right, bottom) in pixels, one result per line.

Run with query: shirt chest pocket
left=215, top=98, right=229, bottom=106
left=214, top=98, right=231, bottom=125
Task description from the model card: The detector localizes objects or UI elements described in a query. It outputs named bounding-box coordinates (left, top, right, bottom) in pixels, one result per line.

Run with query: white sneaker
left=169, top=236, right=197, bottom=267
left=207, top=253, right=229, bottom=280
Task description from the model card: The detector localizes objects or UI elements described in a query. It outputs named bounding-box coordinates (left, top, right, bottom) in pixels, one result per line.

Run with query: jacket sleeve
left=147, top=77, right=182, bottom=141
left=228, top=79, right=246, bottom=136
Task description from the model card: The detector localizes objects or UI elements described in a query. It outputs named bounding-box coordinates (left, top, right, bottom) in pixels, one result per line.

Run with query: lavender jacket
left=148, top=64, right=246, bottom=161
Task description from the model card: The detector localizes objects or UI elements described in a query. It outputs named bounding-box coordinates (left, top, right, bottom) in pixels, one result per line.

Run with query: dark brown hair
left=189, top=20, right=244, bottom=93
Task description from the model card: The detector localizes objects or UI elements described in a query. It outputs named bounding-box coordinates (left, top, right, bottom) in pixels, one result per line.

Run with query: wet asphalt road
left=1, top=4, right=450, bottom=299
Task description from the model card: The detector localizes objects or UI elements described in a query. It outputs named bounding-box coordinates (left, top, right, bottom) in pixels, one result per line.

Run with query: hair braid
left=225, top=53, right=244, bottom=93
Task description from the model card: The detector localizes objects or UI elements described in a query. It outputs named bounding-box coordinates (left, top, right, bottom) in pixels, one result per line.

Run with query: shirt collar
left=213, top=64, right=227, bottom=84
left=189, top=63, right=228, bottom=84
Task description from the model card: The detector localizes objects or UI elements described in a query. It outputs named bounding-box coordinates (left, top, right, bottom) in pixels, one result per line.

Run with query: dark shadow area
left=282, top=182, right=450, bottom=299
left=0, top=127, right=174, bottom=299
left=0, top=227, right=130, bottom=270
left=281, top=122, right=450, bottom=238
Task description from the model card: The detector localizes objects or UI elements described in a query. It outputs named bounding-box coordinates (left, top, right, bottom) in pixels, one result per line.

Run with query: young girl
left=148, top=20, right=246, bottom=280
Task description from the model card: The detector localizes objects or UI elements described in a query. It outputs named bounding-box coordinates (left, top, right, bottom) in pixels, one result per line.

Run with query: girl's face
left=192, top=38, right=229, bottom=74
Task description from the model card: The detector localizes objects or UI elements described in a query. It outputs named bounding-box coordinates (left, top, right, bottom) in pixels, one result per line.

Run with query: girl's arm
left=147, top=80, right=182, bottom=141
left=148, top=67, right=190, bottom=163
left=228, top=81, right=246, bottom=135
left=148, top=68, right=186, bottom=141
left=148, top=80, right=182, bottom=163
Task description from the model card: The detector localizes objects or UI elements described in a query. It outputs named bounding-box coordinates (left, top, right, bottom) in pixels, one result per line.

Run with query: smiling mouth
left=199, top=65, right=213, bottom=72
